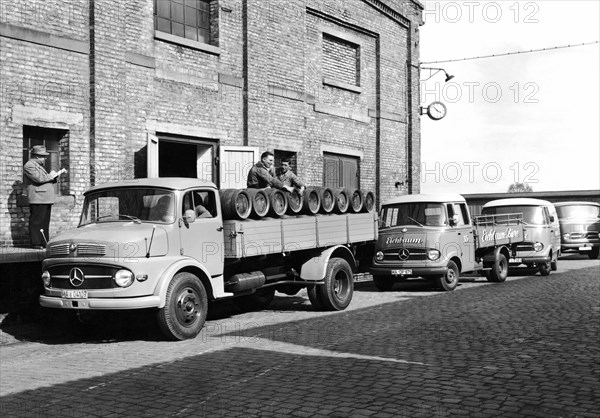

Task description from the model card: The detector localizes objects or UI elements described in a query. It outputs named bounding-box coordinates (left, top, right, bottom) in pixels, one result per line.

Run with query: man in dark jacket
left=23, top=145, right=63, bottom=248
left=247, top=151, right=293, bottom=192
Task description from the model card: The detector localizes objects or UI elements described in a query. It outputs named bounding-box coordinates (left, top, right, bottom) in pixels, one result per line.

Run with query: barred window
left=322, top=33, right=360, bottom=87
left=154, top=0, right=211, bottom=43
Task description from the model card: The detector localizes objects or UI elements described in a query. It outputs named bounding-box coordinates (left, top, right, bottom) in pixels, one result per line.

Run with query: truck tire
left=436, top=261, right=459, bottom=291
left=307, top=285, right=326, bottom=310
left=236, top=288, right=275, bottom=312
left=157, top=272, right=208, bottom=341
left=589, top=247, right=599, bottom=259
left=318, top=257, right=354, bottom=310
left=372, top=275, right=394, bottom=291
left=538, top=261, right=551, bottom=276
left=487, top=253, right=508, bottom=283
left=551, top=257, right=558, bottom=271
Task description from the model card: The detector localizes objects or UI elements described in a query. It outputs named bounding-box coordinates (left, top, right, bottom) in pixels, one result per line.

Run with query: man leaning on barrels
left=246, top=151, right=293, bottom=193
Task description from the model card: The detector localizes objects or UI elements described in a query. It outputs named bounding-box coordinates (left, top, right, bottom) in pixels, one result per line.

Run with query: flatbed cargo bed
left=223, top=212, right=378, bottom=258
left=473, top=213, right=524, bottom=249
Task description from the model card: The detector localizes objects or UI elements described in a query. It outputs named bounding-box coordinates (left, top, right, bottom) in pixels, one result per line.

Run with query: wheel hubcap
left=176, top=287, right=200, bottom=325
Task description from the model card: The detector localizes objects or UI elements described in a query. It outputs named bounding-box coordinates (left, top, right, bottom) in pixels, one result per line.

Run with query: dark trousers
left=29, top=204, right=52, bottom=247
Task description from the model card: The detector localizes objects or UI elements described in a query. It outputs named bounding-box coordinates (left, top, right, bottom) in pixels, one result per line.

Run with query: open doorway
left=155, top=135, right=216, bottom=182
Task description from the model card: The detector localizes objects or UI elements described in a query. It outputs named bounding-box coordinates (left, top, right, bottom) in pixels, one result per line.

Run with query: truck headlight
left=114, top=269, right=134, bottom=287
left=375, top=251, right=384, bottom=261
left=563, top=233, right=570, bottom=240
left=533, top=242, right=544, bottom=252
left=427, top=249, right=441, bottom=261
left=42, top=270, right=51, bottom=287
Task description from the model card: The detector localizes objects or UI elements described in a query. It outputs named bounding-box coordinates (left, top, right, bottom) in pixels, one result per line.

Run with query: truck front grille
left=382, top=248, right=427, bottom=261
left=47, top=265, right=116, bottom=289
left=515, top=242, right=535, bottom=251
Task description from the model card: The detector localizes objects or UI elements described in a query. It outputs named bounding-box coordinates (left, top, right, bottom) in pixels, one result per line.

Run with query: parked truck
left=370, top=194, right=524, bottom=291
left=39, top=178, right=377, bottom=340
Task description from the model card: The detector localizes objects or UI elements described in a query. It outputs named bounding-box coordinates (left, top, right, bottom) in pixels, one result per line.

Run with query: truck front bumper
left=509, top=256, right=551, bottom=265
left=39, top=295, right=161, bottom=310
left=370, top=266, right=448, bottom=278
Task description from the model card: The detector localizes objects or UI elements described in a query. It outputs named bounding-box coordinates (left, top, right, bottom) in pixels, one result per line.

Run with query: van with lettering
left=481, top=198, right=561, bottom=275
left=554, top=201, right=600, bottom=259
left=370, top=194, right=525, bottom=291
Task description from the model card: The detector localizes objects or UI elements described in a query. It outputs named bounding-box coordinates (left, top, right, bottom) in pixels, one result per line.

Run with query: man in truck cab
left=247, top=151, right=293, bottom=192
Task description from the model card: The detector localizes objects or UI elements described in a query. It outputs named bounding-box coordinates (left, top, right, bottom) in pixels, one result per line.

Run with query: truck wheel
left=589, top=247, right=599, bottom=259
left=307, top=285, right=326, bottom=310
left=551, top=257, right=558, bottom=271
left=436, top=261, right=459, bottom=291
left=157, top=272, right=208, bottom=341
left=318, top=257, right=354, bottom=310
left=538, top=261, right=551, bottom=276
left=236, top=288, right=275, bottom=312
left=372, top=275, right=394, bottom=291
left=487, top=253, right=508, bottom=283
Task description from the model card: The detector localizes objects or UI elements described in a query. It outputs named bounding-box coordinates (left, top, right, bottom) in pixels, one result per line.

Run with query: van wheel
left=551, top=257, right=558, bottom=271
left=318, top=257, right=354, bottom=310
left=373, top=275, right=394, bottom=291
left=538, top=261, right=551, bottom=276
left=437, top=261, right=459, bottom=291
left=487, top=254, right=508, bottom=283
left=157, top=272, right=207, bottom=341
left=236, top=288, right=275, bottom=312
left=589, top=247, right=599, bottom=259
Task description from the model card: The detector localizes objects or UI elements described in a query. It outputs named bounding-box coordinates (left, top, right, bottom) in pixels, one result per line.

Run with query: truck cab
left=370, top=194, right=476, bottom=291
left=481, top=198, right=560, bottom=275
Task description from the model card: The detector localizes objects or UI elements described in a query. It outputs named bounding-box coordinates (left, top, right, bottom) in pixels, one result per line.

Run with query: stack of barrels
left=220, top=187, right=376, bottom=220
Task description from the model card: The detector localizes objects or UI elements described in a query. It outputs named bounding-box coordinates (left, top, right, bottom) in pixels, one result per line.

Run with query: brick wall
left=0, top=0, right=423, bottom=246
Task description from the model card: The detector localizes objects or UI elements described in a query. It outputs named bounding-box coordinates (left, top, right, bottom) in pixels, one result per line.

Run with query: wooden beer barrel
left=263, top=188, right=288, bottom=217
left=362, top=190, right=376, bottom=213
left=313, top=187, right=335, bottom=213
left=220, top=189, right=252, bottom=220
left=245, top=188, right=270, bottom=218
left=301, top=187, right=321, bottom=215
left=333, top=188, right=350, bottom=214
left=347, top=188, right=364, bottom=213
left=286, top=189, right=304, bottom=214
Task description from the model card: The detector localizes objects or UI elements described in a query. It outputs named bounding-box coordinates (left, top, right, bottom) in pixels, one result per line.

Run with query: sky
left=418, top=0, right=600, bottom=194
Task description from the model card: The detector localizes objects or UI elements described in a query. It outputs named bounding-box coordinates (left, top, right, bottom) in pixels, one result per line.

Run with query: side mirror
left=184, top=209, right=197, bottom=224
left=548, top=215, right=555, bottom=222
left=449, top=214, right=459, bottom=226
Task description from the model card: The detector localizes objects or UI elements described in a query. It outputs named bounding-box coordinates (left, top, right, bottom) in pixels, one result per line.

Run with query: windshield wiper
left=407, top=216, right=424, bottom=227
left=96, top=214, right=141, bottom=224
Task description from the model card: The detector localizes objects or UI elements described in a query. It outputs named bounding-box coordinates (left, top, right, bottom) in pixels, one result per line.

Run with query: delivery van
left=554, top=201, right=600, bottom=259
left=481, top=198, right=560, bottom=275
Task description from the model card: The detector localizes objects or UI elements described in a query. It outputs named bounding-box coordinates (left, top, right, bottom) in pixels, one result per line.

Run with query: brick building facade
left=0, top=0, right=424, bottom=246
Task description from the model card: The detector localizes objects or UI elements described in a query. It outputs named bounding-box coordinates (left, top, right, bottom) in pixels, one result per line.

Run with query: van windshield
left=556, top=204, right=600, bottom=219
left=80, top=188, right=176, bottom=226
left=482, top=205, right=546, bottom=225
left=380, top=203, right=447, bottom=228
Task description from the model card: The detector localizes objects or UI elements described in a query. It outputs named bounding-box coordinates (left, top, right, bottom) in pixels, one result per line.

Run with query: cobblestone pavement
left=0, top=256, right=598, bottom=417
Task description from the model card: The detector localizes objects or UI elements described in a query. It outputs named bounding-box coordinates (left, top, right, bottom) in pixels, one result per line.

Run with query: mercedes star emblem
left=399, top=249, right=410, bottom=260
left=69, top=243, right=77, bottom=253
left=69, top=268, right=85, bottom=287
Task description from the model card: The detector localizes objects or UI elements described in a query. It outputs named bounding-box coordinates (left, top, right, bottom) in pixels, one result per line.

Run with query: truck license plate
left=578, top=246, right=591, bottom=251
left=392, top=269, right=412, bottom=276
left=61, top=290, right=88, bottom=299
left=509, top=258, right=522, bottom=264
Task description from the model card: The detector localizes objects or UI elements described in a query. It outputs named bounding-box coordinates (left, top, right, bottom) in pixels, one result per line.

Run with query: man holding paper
left=23, top=145, right=67, bottom=248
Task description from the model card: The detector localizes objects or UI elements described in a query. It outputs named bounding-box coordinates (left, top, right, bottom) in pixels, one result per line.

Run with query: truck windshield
left=380, top=203, right=447, bottom=228
left=482, top=205, right=546, bottom=225
left=556, top=204, right=600, bottom=219
left=80, top=188, right=176, bottom=226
